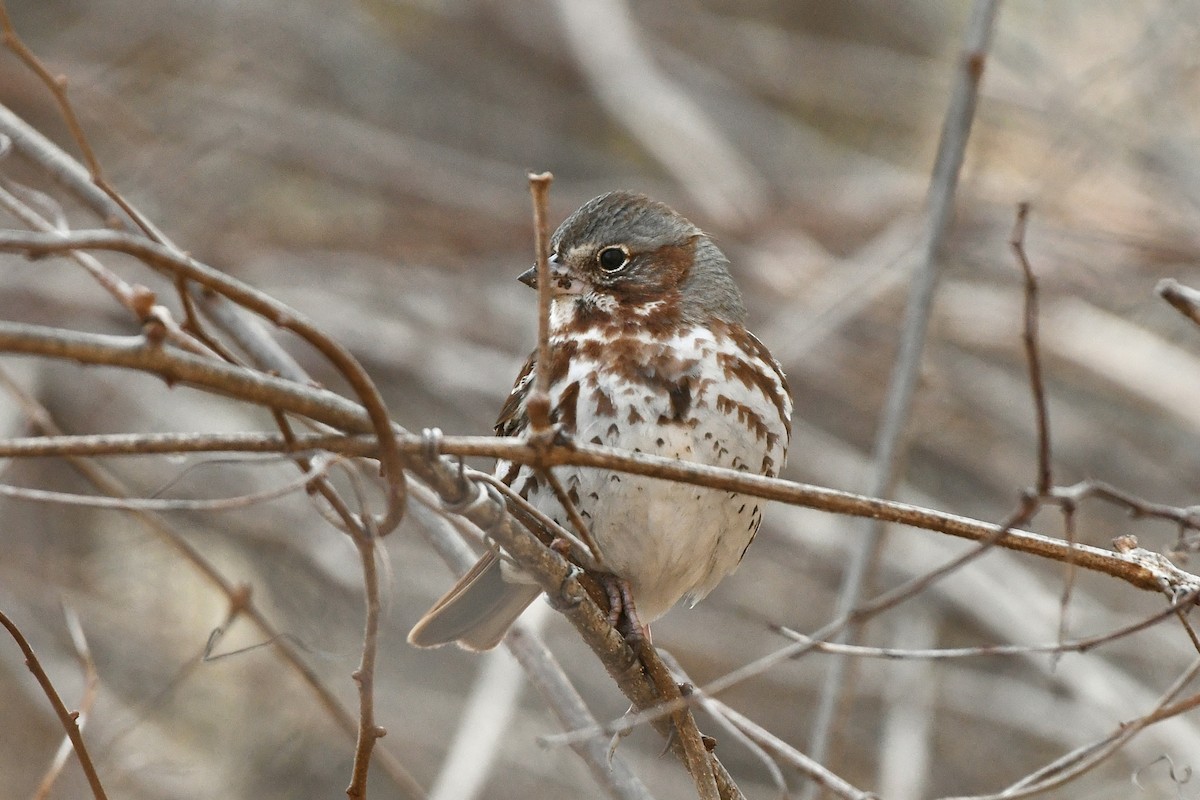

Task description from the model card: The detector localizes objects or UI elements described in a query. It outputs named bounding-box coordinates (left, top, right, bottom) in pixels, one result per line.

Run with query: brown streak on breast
left=552, top=380, right=581, bottom=433
left=715, top=394, right=774, bottom=444
left=594, top=386, right=616, bottom=417
left=716, top=335, right=791, bottom=438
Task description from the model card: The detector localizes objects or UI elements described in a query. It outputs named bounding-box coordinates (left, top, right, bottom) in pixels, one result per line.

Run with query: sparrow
left=408, top=191, right=792, bottom=650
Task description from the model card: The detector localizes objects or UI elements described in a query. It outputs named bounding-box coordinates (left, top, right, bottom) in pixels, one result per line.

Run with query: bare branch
left=32, top=606, right=98, bottom=800
left=775, top=587, right=1200, bottom=661
left=1157, top=278, right=1200, bottom=328
left=527, top=171, right=554, bottom=432
left=0, top=227, right=407, bottom=533
left=0, top=454, right=336, bottom=511
left=1, top=425, right=1196, bottom=597
left=1010, top=202, right=1053, bottom=495
left=0, top=369, right=426, bottom=799
left=809, top=0, right=1003, bottom=779
left=0, top=609, right=108, bottom=800
left=940, top=657, right=1200, bottom=800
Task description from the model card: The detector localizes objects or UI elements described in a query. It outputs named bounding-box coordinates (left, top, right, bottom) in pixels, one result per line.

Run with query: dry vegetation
left=3, top=1, right=1200, bottom=799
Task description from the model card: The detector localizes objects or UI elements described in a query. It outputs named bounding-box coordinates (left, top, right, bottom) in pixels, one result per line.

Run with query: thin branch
left=406, top=483, right=652, bottom=800
left=0, top=455, right=336, bottom=511
left=0, top=179, right=211, bottom=357
left=1010, top=202, right=1077, bottom=650
left=1010, top=202, right=1052, bottom=495
left=1, top=430, right=1196, bottom=596
left=808, top=0, right=1002, bottom=782
left=0, top=369, right=426, bottom=799
left=0, top=4, right=100, bottom=176
left=1157, top=278, right=1200, bottom=328
left=0, top=5, right=165, bottom=240
left=636, top=640, right=723, bottom=800
left=775, top=586, right=1200, bottom=660
left=0, top=321, right=374, bottom=431
left=196, top=287, right=309, bottom=383
left=33, top=606, right=98, bottom=800
left=527, top=171, right=554, bottom=433
left=346, top=518, right=385, bottom=800
left=939, top=656, right=1200, bottom=800
left=540, top=467, right=607, bottom=568
left=0, top=101, right=129, bottom=228
left=663, top=649, right=871, bottom=800
left=0, top=609, right=108, bottom=800
left=0, top=227, right=406, bottom=534
left=543, top=511, right=1042, bottom=749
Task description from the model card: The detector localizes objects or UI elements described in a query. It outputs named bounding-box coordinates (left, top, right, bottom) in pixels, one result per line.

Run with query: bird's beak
left=518, top=253, right=572, bottom=292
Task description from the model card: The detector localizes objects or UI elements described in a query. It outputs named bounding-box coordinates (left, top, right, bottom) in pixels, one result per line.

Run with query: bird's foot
left=598, top=573, right=649, bottom=645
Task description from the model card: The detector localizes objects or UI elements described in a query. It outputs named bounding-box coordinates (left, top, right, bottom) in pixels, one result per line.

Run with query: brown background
left=2, top=1, right=1200, bottom=798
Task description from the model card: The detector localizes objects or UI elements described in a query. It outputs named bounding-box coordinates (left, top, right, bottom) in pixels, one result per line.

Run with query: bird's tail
left=407, top=550, right=543, bottom=651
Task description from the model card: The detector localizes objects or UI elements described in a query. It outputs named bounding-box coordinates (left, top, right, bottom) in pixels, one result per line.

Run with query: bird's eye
left=597, top=246, right=629, bottom=272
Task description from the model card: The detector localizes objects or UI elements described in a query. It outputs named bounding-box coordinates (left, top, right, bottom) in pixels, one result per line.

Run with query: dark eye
left=597, top=246, right=629, bottom=272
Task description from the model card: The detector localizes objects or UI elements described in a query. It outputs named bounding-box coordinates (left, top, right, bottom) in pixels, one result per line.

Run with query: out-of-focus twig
left=0, top=455, right=335, bottom=510
left=807, top=1, right=1002, bottom=785
left=1157, top=278, right=1200, bottom=328
left=0, top=225, right=407, bottom=535
left=0, top=368, right=428, bottom=799
left=0, top=608, right=108, bottom=800
left=32, top=607, right=98, bottom=800
left=346, top=519, right=385, bottom=800
left=940, top=656, right=1200, bottom=800
left=1, top=397, right=1197, bottom=597
left=407, top=483, right=653, bottom=800
left=660, top=651, right=870, bottom=800
left=552, top=0, right=765, bottom=226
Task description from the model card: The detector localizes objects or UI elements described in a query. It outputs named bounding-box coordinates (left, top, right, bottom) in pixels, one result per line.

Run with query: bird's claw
left=598, top=573, right=648, bottom=644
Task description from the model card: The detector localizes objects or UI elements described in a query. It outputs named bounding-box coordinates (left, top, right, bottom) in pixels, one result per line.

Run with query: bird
left=408, top=191, right=792, bottom=651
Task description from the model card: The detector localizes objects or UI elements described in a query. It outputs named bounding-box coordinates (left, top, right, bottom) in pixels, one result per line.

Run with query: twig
left=543, top=511, right=1043, bottom=749
left=540, top=467, right=606, bottom=568
left=1010, top=202, right=1052, bottom=495
left=0, top=180, right=211, bottom=357
left=1157, top=278, right=1200, bottom=328
left=195, top=287, right=309, bottom=383
left=0, top=609, right=108, bottom=800
left=527, top=171, right=554, bottom=431
left=0, top=369, right=426, bottom=799
left=807, top=0, right=1002, bottom=784
left=505, top=617, right=655, bottom=800
left=636, top=640, right=723, bottom=800
left=32, top=606, right=98, bottom=800
left=0, top=227, right=407, bottom=535
left=346, top=517, right=385, bottom=800
left=0, top=420, right=1196, bottom=597
left=657, top=651, right=796, bottom=800
left=0, top=4, right=164, bottom=239
left=1010, top=202, right=1077, bottom=650
left=939, top=656, right=1200, bottom=800
left=0, top=102, right=129, bottom=228
left=0, top=455, right=336, bottom=510
left=775, top=587, right=1200, bottom=661
left=407, top=482, right=653, bottom=800
left=661, top=650, right=871, bottom=800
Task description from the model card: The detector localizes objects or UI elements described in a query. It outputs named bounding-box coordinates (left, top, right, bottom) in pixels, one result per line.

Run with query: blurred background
left=3, top=0, right=1200, bottom=798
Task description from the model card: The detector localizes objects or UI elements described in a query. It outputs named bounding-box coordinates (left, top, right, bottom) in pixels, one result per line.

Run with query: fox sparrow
left=408, top=191, right=792, bottom=650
